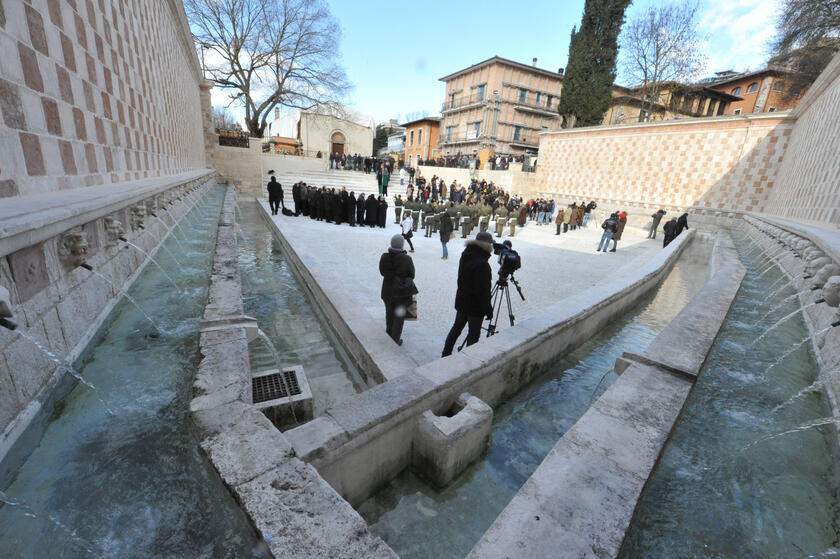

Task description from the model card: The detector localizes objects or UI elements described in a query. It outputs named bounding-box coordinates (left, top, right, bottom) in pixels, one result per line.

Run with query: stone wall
left=0, top=0, right=210, bottom=197
left=0, top=173, right=215, bottom=453
left=215, top=137, right=262, bottom=197
left=764, top=54, right=840, bottom=224
left=534, top=114, right=793, bottom=217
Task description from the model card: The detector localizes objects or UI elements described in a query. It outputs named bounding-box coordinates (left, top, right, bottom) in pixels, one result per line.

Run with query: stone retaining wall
left=283, top=230, right=697, bottom=506
left=468, top=231, right=745, bottom=558
left=189, top=186, right=396, bottom=559
left=0, top=172, right=215, bottom=461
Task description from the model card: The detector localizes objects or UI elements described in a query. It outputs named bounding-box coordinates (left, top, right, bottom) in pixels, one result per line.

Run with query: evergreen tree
left=558, top=0, right=631, bottom=127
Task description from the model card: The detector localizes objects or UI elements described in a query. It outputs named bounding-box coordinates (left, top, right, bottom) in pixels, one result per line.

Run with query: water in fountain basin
left=773, top=379, right=825, bottom=414
left=151, top=215, right=188, bottom=262
left=119, top=240, right=179, bottom=289
left=85, top=268, right=160, bottom=330
left=752, top=301, right=822, bottom=347
left=237, top=201, right=366, bottom=416
left=255, top=328, right=298, bottom=425
left=358, top=237, right=714, bottom=559
left=620, top=228, right=837, bottom=559
left=0, top=184, right=264, bottom=558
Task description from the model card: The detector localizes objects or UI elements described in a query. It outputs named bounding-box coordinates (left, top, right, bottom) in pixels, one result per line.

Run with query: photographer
left=441, top=232, right=494, bottom=357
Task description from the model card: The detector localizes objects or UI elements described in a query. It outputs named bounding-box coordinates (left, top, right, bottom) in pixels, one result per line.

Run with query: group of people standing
left=284, top=182, right=390, bottom=228
left=597, top=211, right=628, bottom=253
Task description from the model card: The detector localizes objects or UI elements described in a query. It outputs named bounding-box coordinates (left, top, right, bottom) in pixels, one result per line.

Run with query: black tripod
left=487, top=273, right=525, bottom=336
left=458, top=273, right=525, bottom=351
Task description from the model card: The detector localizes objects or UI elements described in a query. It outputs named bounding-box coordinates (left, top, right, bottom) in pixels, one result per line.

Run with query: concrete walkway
left=258, top=201, right=667, bottom=366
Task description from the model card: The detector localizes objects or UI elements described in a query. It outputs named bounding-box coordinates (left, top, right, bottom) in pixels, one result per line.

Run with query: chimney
left=274, top=107, right=280, bottom=119
left=532, top=57, right=538, bottom=67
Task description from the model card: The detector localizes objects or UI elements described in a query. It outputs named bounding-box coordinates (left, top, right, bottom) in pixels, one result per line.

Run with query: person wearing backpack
left=598, top=213, right=619, bottom=253
left=379, top=235, right=418, bottom=346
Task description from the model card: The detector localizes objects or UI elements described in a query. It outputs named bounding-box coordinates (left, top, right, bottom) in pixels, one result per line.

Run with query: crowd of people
left=283, top=182, right=391, bottom=228
left=325, top=152, right=395, bottom=177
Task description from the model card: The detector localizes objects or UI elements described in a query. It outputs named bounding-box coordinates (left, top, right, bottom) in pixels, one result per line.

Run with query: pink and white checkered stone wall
left=535, top=51, right=840, bottom=227
left=765, top=54, right=840, bottom=225
left=535, top=115, right=793, bottom=216
left=0, top=0, right=209, bottom=198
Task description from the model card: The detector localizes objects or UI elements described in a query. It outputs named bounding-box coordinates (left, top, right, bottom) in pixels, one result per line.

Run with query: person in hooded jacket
left=379, top=235, right=417, bottom=345
left=365, top=194, right=378, bottom=227
left=598, top=213, right=618, bottom=253
left=676, top=213, right=689, bottom=236
left=356, top=193, right=366, bottom=225
left=663, top=218, right=678, bottom=247
left=439, top=210, right=453, bottom=260
left=442, top=232, right=494, bottom=356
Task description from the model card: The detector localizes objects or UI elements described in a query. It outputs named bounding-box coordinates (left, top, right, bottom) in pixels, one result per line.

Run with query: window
left=733, top=108, right=742, bottom=115
left=768, top=106, right=777, bottom=112
left=519, top=88, right=527, bottom=103
left=546, top=95, right=553, bottom=108
left=449, top=92, right=456, bottom=108
left=535, top=92, right=541, bottom=105
left=513, top=125, right=521, bottom=141
left=418, top=128, right=422, bottom=144
left=472, top=121, right=480, bottom=135
left=731, top=86, right=742, bottom=96
left=476, top=84, right=486, bottom=101
left=445, top=126, right=453, bottom=141
left=746, top=82, right=759, bottom=94
left=772, top=80, right=785, bottom=92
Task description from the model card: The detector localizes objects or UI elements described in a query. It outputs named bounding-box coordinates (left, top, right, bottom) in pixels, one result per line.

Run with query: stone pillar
left=199, top=80, right=215, bottom=169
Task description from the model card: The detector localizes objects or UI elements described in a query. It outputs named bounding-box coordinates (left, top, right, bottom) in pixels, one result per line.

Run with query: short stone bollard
left=412, top=393, right=493, bottom=489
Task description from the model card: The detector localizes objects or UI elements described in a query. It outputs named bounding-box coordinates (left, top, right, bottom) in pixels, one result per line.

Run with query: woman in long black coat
left=365, top=194, right=378, bottom=227
left=377, top=197, right=388, bottom=228
left=356, top=194, right=366, bottom=225
left=347, top=192, right=356, bottom=226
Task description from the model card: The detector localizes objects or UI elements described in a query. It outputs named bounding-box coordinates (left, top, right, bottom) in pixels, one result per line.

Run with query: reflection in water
left=236, top=202, right=367, bottom=416
left=359, top=237, right=714, bottom=559
left=619, top=229, right=837, bottom=559
left=0, top=186, right=262, bottom=558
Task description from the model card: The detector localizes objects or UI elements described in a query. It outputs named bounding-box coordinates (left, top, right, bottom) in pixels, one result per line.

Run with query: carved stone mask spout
left=130, top=204, right=146, bottom=230
left=103, top=216, right=125, bottom=245
left=58, top=230, right=90, bottom=270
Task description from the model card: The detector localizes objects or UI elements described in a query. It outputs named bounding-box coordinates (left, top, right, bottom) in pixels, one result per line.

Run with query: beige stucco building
left=265, top=106, right=374, bottom=158
left=438, top=56, right=564, bottom=159
left=602, top=83, right=742, bottom=125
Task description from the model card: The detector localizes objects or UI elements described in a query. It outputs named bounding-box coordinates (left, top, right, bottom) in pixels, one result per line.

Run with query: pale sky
left=210, top=0, right=782, bottom=127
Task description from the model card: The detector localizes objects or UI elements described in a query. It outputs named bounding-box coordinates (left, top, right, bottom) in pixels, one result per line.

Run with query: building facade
left=706, top=69, right=807, bottom=115
left=603, top=83, right=741, bottom=125
left=438, top=56, right=563, bottom=160
left=403, top=117, right=440, bottom=167
left=264, top=106, right=374, bottom=158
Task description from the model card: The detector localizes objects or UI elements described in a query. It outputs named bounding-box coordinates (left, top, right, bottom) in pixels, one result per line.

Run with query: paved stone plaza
left=261, top=203, right=664, bottom=365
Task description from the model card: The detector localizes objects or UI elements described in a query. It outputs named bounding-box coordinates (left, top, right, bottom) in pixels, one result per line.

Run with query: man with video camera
left=441, top=232, right=495, bottom=357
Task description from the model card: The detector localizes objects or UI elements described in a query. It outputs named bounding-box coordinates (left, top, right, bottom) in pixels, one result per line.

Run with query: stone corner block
left=411, top=392, right=493, bottom=488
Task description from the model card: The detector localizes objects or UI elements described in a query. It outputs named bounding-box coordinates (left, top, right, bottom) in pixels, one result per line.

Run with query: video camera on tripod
left=459, top=242, right=526, bottom=351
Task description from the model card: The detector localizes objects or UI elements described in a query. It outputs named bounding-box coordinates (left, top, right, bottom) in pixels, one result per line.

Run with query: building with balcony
left=403, top=117, right=440, bottom=167
left=602, top=83, right=743, bottom=125
left=438, top=56, right=563, bottom=161
left=705, top=68, right=807, bottom=115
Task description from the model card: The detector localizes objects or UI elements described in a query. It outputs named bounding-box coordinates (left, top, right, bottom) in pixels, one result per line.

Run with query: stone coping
left=0, top=169, right=214, bottom=258
left=284, top=231, right=697, bottom=506
left=468, top=231, right=746, bottom=558
left=189, top=186, right=396, bottom=558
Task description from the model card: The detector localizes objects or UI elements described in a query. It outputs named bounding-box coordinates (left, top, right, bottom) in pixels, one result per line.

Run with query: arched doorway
left=330, top=131, right=346, bottom=157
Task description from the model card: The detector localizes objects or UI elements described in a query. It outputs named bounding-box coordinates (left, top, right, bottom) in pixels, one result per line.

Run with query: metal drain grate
left=252, top=370, right=302, bottom=403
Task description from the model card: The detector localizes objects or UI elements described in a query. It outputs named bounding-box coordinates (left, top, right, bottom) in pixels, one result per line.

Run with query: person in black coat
left=442, top=231, right=494, bottom=356
left=356, top=194, right=366, bottom=224
left=292, top=182, right=302, bottom=215
left=365, top=194, right=378, bottom=227
left=338, top=189, right=348, bottom=225
left=314, top=189, right=325, bottom=221
left=347, top=192, right=356, bottom=226
left=267, top=176, right=283, bottom=215
left=377, top=196, right=388, bottom=228
left=676, top=213, right=689, bottom=236
left=663, top=218, right=678, bottom=247
left=379, top=234, right=417, bottom=345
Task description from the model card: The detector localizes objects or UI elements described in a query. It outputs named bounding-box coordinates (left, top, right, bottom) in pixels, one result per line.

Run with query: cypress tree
left=558, top=0, right=631, bottom=127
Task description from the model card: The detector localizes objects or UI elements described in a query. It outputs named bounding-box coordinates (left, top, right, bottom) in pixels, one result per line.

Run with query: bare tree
left=619, top=0, right=706, bottom=121
left=771, top=0, right=840, bottom=98
left=213, top=105, right=242, bottom=131
left=185, top=0, right=351, bottom=138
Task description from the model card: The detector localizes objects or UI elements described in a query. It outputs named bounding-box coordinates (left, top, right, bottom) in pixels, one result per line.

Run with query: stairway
left=270, top=168, right=407, bottom=201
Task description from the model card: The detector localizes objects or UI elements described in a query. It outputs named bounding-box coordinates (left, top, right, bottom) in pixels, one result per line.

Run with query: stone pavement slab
left=257, top=198, right=666, bottom=367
